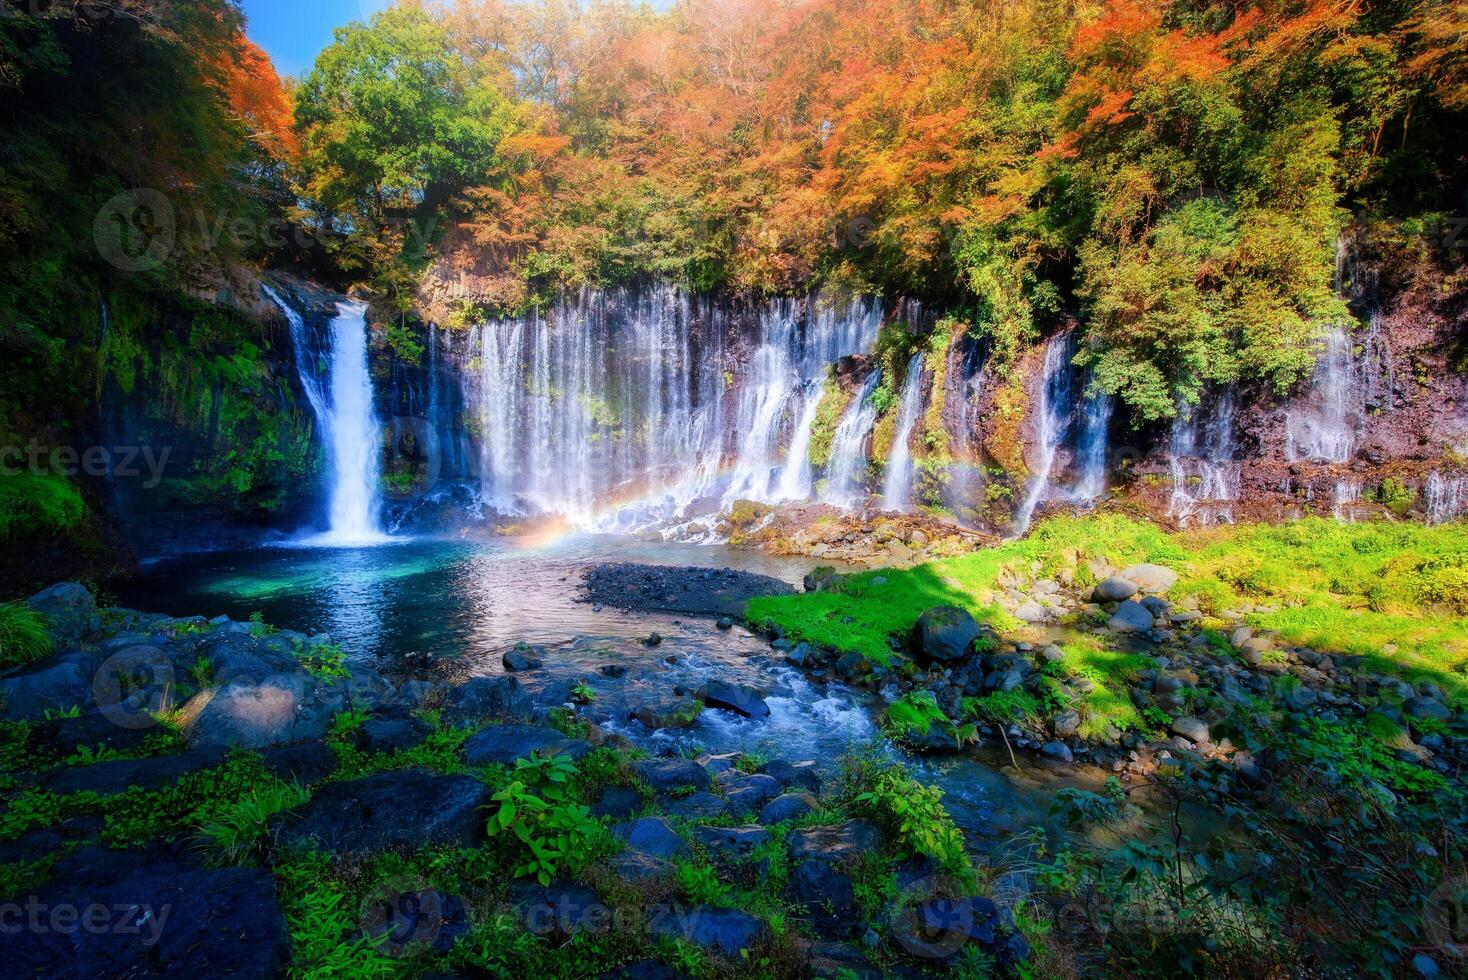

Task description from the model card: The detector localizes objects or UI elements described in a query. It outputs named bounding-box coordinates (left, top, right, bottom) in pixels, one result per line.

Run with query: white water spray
left=881, top=353, right=925, bottom=512
left=822, top=371, right=883, bottom=509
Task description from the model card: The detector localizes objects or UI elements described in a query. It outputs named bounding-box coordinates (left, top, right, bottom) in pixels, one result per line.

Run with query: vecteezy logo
left=94, top=189, right=175, bottom=273
left=359, top=876, right=461, bottom=957
left=1425, top=875, right=1468, bottom=960
left=888, top=875, right=977, bottom=961
left=92, top=646, right=175, bottom=730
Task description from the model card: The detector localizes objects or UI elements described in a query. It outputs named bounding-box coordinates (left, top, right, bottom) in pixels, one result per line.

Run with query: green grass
left=749, top=515, right=1468, bottom=693
left=0, top=601, right=52, bottom=669
left=0, top=471, right=86, bottom=543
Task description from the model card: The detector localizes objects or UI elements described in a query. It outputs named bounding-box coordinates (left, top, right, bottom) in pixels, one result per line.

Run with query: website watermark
left=0, top=442, right=170, bottom=488
left=0, top=897, right=172, bottom=947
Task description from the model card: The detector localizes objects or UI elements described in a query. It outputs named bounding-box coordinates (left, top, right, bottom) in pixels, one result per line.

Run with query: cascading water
left=1426, top=472, right=1465, bottom=525
left=457, top=286, right=881, bottom=528
left=1014, top=336, right=1073, bottom=533
left=1286, top=324, right=1359, bottom=464
left=881, top=353, right=925, bottom=512
left=1169, top=391, right=1240, bottom=527
left=775, top=384, right=826, bottom=502
left=265, top=286, right=385, bottom=544
left=822, top=371, right=883, bottom=509
left=1073, top=378, right=1113, bottom=502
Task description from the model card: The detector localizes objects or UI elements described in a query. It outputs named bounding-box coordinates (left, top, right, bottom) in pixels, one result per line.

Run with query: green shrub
left=0, top=472, right=86, bottom=542
left=0, top=601, right=51, bottom=669
left=197, top=779, right=309, bottom=865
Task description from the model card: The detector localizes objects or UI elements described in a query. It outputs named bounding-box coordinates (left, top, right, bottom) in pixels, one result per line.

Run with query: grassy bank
left=748, top=515, right=1468, bottom=694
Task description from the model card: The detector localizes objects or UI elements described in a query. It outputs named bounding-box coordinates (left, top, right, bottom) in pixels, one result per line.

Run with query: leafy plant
left=197, top=779, right=309, bottom=864
left=0, top=602, right=52, bottom=669
left=486, top=755, right=607, bottom=885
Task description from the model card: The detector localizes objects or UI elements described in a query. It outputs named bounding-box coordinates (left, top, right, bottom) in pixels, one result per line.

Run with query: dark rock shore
left=582, top=562, right=795, bottom=618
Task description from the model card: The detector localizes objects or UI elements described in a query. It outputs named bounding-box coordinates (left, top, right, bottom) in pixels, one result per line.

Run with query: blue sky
left=241, top=0, right=393, bottom=78
left=241, top=0, right=678, bottom=79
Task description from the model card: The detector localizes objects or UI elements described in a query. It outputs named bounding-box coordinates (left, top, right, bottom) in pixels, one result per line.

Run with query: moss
left=985, top=366, right=1031, bottom=480
left=807, top=372, right=853, bottom=471
left=0, top=471, right=87, bottom=543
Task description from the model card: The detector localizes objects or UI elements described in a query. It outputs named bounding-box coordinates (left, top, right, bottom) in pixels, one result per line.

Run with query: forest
left=1, top=0, right=1467, bottom=977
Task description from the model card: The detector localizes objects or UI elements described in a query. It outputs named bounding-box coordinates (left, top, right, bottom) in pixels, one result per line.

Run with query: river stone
left=0, top=651, right=102, bottom=721
left=592, top=785, right=644, bottom=821
left=790, top=858, right=860, bottom=937
left=1041, top=741, right=1074, bottom=763
left=43, top=748, right=226, bottom=797
left=10, top=865, right=290, bottom=977
left=649, top=905, right=767, bottom=956
left=759, top=759, right=822, bottom=795
left=442, top=676, right=533, bottom=726
left=701, top=680, right=770, bottom=719
left=609, top=850, right=673, bottom=884
left=632, top=698, right=702, bottom=729
left=502, top=644, right=544, bottom=672
left=461, top=724, right=591, bottom=766
left=613, top=817, right=688, bottom=860
left=1108, top=601, right=1155, bottom=633
left=1093, top=576, right=1140, bottom=602
left=186, top=676, right=347, bottom=750
left=1285, top=686, right=1319, bottom=711
left=26, top=582, right=99, bottom=652
left=693, top=825, right=772, bottom=863
left=511, top=882, right=609, bottom=939
left=758, top=792, right=819, bottom=825
left=273, top=769, right=491, bottom=855
left=1051, top=709, right=1082, bottom=737
left=910, top=606, right=982, bottom=664
left=1014, top=600, right=1051, bottom=624
left=261, top=741, right=339, bottom=785
left=892, top=895, right=1029, bottom=966
left=787, top=821, right=881, bottom=864
left=32, top=707, right=156, bottom=757
left=357, top=714, right=432, bottom=754
left=662, top=792, right=729, bottom=820
left=724, top=774, right=783, bottom=814
left=1121, top=564, right=1178, bottom=594
left=632, top=757, right=712, bottom=793
left=1405, top=697, right=1451, bottom=722
left=1171, top=717, right=1210, bottom=744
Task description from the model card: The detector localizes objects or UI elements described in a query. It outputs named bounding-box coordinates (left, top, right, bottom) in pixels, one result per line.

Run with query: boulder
left=1051, top=709, right=1082, bottom=737
left=1171, top=717, right=1210, bottom=744
left=0, top=651, right=101, bottom=721
left=1093, top=577, right=1140, bottom=602
left=632, top=698, right=702, bottom=730
left=609, top=850, right=673, bottom=884
left=910, top=607, right=982, bottom=664
left=356, top=715, right=432, bottom=754
left=261, top=741, right=338, bottom=785
left=701, top=681, right=770, bottom=719
left=662, top=793, right=729, bottom=820
left=790, top=859, right=860, bottom=937
left=26, top=582, right=99, bottom=652
left=892, top=895, right=1028, bottom=966
left=723, top=774, right=783, bottom=814
left=692, top=825, right=772, bottom=864
left=758, top=792, right=819, bottom=825
left=461, top=724, right=591, bottom=766
left=1108, top=601, right=1155, bottom=633
left=10, top=865, right=290, bottom=977
left=186, top=676, right=346, bottom=750
left=502, top=644, right=544, bottom=672
left=272, top=769, right=491, bottom=855
left=648, top=905, right=767, bottom=956
left=511, top=882, right=609, bottom=939
left=441, top=676, right=533, bottom=726
left=1014, top=600, right=1051, bottom=625
left=1405, top=697, right=1451, bottom=723
left=759, top=759, right=822, bottom=795
left=43, top=749, right=225, bottom=797
left=787, top=821, right=880, bottom=864
left=613, top=817, right=688, bottom=860
left=1120, top=564, right=1178, bottom=594
left=1041, top=741, right=1074, bottom=763
left=632, top=758, right=711, bottom=793
left=592, top=785, right=644, bottom=821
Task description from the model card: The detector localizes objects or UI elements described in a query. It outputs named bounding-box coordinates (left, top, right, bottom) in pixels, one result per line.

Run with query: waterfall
left=821, top=371, right=883, bottom=509
left=775, top=383, right=826, bottom=502
left=265, top=285, right=384, bottom=544
left=1426, top=472, right=1465, bottom=525
left=1333, top=480, right=1363, bottom=522
left=1073, top=381, right=1113, bottom=502
left=1169, top=391, right=1239, bottom=526
left=1286, top=325, right=1358, bottom=464
left=1014, top=336, right=1073, bottom=533
left=881, top=353, right=925, bottom=512
left=458, top=286, right=881, bottom=528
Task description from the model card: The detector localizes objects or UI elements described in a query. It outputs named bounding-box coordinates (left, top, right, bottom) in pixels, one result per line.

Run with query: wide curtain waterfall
left=455, top=285, right=882, bottom=528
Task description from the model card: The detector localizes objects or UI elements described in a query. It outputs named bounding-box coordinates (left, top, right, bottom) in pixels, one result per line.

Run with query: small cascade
left=775, top=383, right=826, bottom=502
left=939, top=332, right=990, bottom=515
left=1014, top=336, right=1073, bottom=533
left=1073, top=379, right=1113, bottom=502
left=881, top=353, right=926, bottom=512
left=1169, top=391, right=1240, bottom=526
left=1426, top=471, right=1465, bottom=525
left=1287, top=325, right=1359, bottom=463
left=822, top=371, right=883, bottom=509
left=265, top=285, right=385, bottom=544
left=1333, top=479, right=1363, bottom=522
